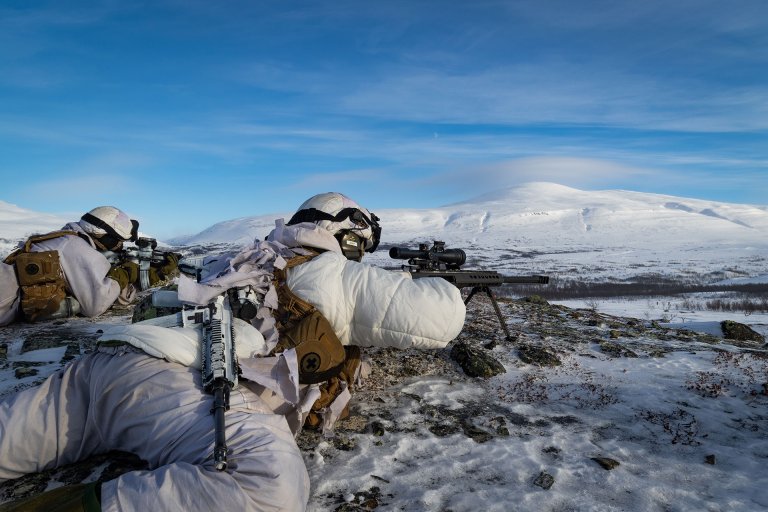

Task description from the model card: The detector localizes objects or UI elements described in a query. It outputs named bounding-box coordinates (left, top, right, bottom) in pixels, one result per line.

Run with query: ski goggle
left=288, top=207, right=382, bottom=252
left=81, top=212, right=139, bottom=250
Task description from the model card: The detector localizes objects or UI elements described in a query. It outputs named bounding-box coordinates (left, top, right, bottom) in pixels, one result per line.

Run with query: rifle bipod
left=464, top=286, right=514, bottom=341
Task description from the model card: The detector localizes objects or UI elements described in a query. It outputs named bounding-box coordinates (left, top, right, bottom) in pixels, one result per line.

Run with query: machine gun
left=390, top=241, right=549, bottom=341
left=182, top=294, right=239, bottom=471
left=104, top=237, right=180, bottom=290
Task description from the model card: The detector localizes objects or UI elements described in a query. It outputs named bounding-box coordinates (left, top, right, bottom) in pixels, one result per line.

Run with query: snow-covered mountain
left=171, top=183, right=768, bottom=282
left=0, top=200, right=69, bottom=256
left=173, top=182, right=767, bottom=247
left=4, top=184, right=767, bottom=281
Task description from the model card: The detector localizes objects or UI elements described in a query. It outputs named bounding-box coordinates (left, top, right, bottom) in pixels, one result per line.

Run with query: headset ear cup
left=336, top=232, right=365, bottom=261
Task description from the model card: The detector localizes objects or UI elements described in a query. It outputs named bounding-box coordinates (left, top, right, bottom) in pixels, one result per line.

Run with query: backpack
left=3, top=231, right=81, bottom=321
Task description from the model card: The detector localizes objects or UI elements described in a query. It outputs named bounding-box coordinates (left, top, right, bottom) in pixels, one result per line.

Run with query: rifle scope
left=389, top=246, right=467, bottom=267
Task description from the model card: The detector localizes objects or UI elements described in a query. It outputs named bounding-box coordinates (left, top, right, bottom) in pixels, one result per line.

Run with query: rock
left=705, top=454, right=716, bottom=465
left=720, top=321, right=765, bottom=344
left=591, top=457, right=620, bottom=470
left=460, top=422, right=494, bottom=444
left=428, top=423, right=460, bottom=437
left=533, top=471, right=555, bottom=490
left=14, top=367, right=38, bottom=379
left=333, top=436, right=357, bottom=451
left=599, top=341, right=638, bottom=358
left=450, top=341, right=505, bottom=378
left=518, top=343, right=561, bottom=367
left=369, top=421, right=386, bottom=437
left=61, top=342, right=81, bottom=363
left=523, top=295, right=549, bottom=305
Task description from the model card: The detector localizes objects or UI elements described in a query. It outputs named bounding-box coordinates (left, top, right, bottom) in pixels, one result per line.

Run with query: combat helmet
left=79, top=206, right=139, bottom=251
left=286, top=192, right=381, bottom=261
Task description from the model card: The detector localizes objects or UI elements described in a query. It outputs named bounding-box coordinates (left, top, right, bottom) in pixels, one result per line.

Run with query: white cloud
left=424, top=156, right=663, bottom=195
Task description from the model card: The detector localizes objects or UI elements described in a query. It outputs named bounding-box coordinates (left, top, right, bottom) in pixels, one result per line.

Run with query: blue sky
left=1, top=0, right=767, bottom=238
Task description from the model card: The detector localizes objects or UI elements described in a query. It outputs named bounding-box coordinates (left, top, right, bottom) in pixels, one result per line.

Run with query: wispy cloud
left=424, top=157, right=660, bottom=194
left=19, top=153, right=149, bottom=204
left=281, top=170, right=381, bottom=190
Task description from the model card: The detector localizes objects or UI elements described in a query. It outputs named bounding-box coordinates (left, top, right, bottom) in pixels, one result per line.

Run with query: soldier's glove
left=148, top=253, right=179, bottom=286
left=160, top=252, right=179, bottom=278
left=107, top=261, right=140, bottom=290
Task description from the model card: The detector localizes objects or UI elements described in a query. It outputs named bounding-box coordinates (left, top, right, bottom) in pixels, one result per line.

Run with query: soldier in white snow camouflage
left=0, top=193, right=466, bottom=512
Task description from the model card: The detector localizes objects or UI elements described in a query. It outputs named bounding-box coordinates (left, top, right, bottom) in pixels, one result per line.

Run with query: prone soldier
left=0, top=206, right=177, bottom=326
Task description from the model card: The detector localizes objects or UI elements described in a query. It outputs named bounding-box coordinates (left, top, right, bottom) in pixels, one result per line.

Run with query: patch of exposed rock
left=721, top=320, right=765, bottom=345
left=449, top=340, right=506, bottom=377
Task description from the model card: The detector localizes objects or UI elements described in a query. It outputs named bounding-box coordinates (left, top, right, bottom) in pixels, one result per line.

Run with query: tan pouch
left=304, top=346, right=362, bottom=429
left=14, top=251, right=67, bottom=321
left=282, top=310, right=347, bottom=384
left=15, top=251, right=63, bottom=286
left=273, top=253, right=348, bottom=384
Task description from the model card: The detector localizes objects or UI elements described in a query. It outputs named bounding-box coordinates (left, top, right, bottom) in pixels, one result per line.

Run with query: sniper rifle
left=390, top=241, right=549, bottom=341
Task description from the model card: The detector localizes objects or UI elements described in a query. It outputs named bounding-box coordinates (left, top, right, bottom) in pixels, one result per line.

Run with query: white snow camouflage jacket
left=0, top=222, right=133, bottom=326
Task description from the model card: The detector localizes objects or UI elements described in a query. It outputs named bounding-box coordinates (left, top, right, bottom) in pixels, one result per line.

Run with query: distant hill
left=0, top=200, right=68, bottom=256
left=5, top=184, right=768, bottom=281
left=168, top=183, right=768, bottom=282
left=171, top=182, right=768, bottom=248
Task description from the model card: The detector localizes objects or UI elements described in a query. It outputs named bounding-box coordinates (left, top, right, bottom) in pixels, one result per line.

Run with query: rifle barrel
left=502, top=275, right=549, bottom=284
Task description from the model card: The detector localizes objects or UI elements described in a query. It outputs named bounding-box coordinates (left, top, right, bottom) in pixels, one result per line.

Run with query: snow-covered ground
left=299, top=297, right=768, bottom=512
left=556, top=297, right=768, bottom=338
left=2, top=296, right=765, bottom=512
left=1, top=183, right=767, bottom=510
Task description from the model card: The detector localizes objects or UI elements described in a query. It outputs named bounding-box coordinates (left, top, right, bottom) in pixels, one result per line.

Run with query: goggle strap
left=81, top=212, right=129, bottom=242
left=288, top=207, right=379, bottom=229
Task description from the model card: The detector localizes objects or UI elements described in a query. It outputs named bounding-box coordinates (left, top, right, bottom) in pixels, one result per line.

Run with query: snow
left=300, top=299, right=768, bottom=511
left=1, top=183, right=767, bottom=510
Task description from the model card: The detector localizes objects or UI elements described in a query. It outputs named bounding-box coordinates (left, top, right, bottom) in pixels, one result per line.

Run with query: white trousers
left=0, top=346, right=309, bottom=512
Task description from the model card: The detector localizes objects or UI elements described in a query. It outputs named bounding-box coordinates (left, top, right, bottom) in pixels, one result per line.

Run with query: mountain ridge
left=170, top=182, right=767, bottom=247
left=4, top=185, right=767, bottom=281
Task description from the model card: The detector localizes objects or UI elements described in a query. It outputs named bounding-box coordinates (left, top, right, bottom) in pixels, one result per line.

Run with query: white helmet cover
left=79, top=206, right=138, bottom=244
left=287, top=192, right=381, bottom=253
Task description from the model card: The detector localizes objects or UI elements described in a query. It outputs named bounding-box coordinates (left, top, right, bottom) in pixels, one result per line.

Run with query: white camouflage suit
left=0, top=222, right=133, bottom=326
left=0, top=220, right=466, bottom=511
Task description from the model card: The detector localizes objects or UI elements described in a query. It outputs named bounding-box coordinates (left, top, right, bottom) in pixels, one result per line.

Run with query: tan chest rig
left=273, top=253, right=348, bottom=384
left=273, top=253, right=362, bottom=428
left=3, top=231, right=80, bottom=322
